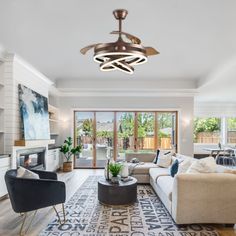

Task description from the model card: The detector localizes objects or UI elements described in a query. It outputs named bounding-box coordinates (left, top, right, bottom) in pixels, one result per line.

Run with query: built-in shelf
left=49, top=118, right=59, bottom=123
left=48, top=104, right=59, bottom=144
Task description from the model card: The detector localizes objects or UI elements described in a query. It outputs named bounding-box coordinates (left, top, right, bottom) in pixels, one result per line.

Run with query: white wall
left=58, top=96, right=194, bottom=156
left=194, top=102, right=236, bottom=118
left=4, top=54, right=52, bottom=153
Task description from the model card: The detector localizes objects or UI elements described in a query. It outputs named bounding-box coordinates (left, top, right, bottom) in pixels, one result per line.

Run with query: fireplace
left=16, top=147, right=46, bottom=170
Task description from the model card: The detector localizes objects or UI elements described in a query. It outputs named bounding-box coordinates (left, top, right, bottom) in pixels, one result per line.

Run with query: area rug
left=40, top=176, right=219, bottom=236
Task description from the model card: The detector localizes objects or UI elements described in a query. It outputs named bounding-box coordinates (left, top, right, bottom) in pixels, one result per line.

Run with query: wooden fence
left=195, top=132, right=220, bottom=143
left=196, top=131, right=236, bottom=144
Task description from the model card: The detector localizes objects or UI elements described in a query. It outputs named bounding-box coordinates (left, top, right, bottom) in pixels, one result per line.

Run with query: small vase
left=111, top=176, right=119, bottom=184
left=120, top=162, right=129, bottom=178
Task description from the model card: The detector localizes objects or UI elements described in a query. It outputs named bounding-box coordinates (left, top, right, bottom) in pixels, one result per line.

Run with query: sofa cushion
left=156, top=176, right=174, bottom=201
left=149, top=167, right=170, bottom=183
left=128, top=162, right=158, bottom=175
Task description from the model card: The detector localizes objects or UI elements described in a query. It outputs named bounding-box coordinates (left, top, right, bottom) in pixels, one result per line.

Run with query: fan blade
left=145, top=47, right=160, bottom=56
left=80, top=44, right=99, bottom=55
left=110, top=31, right=141, bottom=44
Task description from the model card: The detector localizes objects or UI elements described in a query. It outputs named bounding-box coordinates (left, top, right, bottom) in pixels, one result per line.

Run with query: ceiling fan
left=80, top=9, right=159, bottom=74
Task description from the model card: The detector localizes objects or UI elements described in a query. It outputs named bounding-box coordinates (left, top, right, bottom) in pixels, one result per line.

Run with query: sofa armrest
left=172, top=173, right=236, bottom=224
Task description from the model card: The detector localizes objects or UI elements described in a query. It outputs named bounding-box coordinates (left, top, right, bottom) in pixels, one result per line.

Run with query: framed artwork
left=18, top=84, right=50, bottom=140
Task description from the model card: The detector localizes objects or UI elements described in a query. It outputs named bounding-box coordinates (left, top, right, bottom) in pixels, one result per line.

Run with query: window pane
left=137, top=112, right=155, bottom=151
left=96, top=112, right=114, bottom=167
left=74, top=112, right=94, bottom=167
left=117, top=112, right=135, bottom=161
left=227, top=118, right=236, bottom=144
left=157, top=113, right=175, bottom=150
left=194, top=118, right=221, bottom=143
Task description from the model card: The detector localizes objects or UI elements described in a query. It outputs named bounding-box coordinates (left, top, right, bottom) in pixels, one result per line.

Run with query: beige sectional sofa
left=126, top=152, right=236, bottom=225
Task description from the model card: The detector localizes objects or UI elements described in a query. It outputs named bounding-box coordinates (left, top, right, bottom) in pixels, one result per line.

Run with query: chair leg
left=62, top=203, right=66, bottom=223
left=25, top=210, right=37, bottom=234
left=19, top=213, right=27, bottom=236
left=53, top=206, right=62, bottom=224
left=19, top=210, right=37, bottom=236
left=53, top=205, right=66, bottom=225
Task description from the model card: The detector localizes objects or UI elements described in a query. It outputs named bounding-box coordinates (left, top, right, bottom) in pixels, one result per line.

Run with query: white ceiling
left=0, top=0, right=236, bottom=101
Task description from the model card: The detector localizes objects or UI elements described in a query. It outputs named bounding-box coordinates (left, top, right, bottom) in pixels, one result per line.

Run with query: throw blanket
left=128, top=162, right=144, bottom=176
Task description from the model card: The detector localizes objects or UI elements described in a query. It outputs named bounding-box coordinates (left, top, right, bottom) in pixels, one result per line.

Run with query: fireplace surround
left=16, top=147, right=46, bottom=170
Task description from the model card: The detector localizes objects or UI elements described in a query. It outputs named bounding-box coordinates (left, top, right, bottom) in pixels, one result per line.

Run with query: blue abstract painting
left=18, top=84, right=50, bottom=140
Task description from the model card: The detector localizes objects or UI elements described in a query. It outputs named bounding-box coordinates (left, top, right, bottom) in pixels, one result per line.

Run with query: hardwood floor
left=0, top=169, right=235, bottom=236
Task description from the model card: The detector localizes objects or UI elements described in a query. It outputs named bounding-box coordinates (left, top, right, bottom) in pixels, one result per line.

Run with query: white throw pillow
left=157, top=152, right=172, bottom=168
left=17, top=167, right=39, bottom=179
left=187, top=156, right=217, bottom=174
left=177, top=158, right=194, bottom=174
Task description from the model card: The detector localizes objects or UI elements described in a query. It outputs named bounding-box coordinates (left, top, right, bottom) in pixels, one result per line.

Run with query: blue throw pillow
left=170, top=159, right=179, bottom=177
left=153, top=149, right=160, bottom=164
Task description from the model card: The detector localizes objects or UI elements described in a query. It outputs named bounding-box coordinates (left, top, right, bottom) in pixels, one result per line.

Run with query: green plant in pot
left=60, top=137, right=82, bottom=172
left=108, top=162, right=123, bottom=183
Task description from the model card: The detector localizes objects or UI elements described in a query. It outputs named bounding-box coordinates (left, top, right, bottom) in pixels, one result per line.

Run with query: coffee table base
left=98, top=177, right=137, bottom=205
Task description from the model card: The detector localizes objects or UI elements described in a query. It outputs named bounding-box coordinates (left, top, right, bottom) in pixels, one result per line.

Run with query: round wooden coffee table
left=98, top=177, right=137, bottom=205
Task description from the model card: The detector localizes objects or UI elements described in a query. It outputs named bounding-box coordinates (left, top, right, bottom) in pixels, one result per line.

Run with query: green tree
left=158, top=113, right=172, bottom=129
left=137, top=113, right=154, bottom=138
left=82, top=119, right=93, bottom=136
left=118, top=113, right=135, bottom=138
left=194, top=118, right=221, bottom=134
left=194, top=118, right=221, bottom=142
left=227, top=118, right=236, bottom=130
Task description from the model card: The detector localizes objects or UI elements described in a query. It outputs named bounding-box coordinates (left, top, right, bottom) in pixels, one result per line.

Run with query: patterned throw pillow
left=170, top=159, right=179, bottom=177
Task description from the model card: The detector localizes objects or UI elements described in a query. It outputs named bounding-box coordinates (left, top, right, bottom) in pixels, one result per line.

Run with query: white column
left=221, top=117, right=227, bottom=146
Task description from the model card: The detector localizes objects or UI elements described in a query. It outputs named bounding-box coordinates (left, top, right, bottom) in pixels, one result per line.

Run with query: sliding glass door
left=157, top=112, right=177, bottom=150
left=74, top=112, right=94, bottom=168
left=96, top=112, right=114, bottom=167
left=74, top=111, right=178, bottom=168
left=116, top=112, right=135, bottom=161
left=137, top=112, right=155, bottom=152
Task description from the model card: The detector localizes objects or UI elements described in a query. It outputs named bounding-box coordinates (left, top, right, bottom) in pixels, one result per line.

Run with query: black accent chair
left=5, top=169, right=66, bottom=236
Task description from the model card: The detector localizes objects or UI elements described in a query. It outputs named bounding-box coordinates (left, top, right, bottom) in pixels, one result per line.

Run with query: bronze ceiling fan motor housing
left=113, top=9, right=128, bottom=20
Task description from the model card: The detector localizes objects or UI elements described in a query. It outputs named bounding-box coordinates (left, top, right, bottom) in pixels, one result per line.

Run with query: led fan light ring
left=94, top=53, right=147, bottom=74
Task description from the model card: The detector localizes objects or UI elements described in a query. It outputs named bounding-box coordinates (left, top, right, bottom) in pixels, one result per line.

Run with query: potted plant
left=108, top=162, right=123, bottom=183
left=60, top=137, right=82, bottom=172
